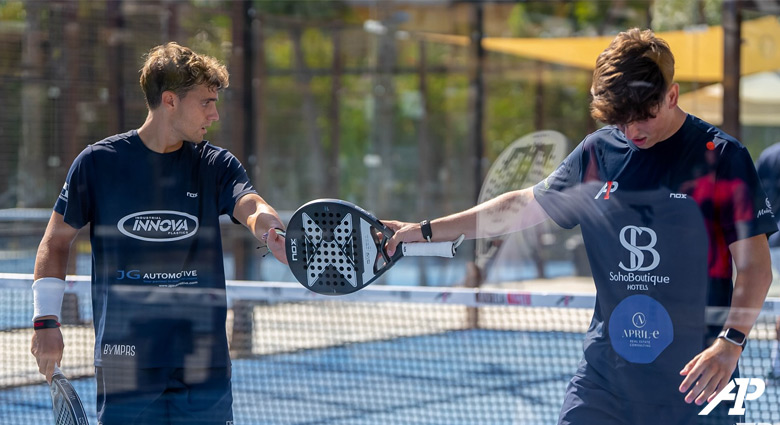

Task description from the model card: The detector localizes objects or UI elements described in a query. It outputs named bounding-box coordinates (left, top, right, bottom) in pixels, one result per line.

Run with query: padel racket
left=284, top=199, right=465, bottom=295
left=476, top=130, right=567, bottom=269
left=50, top=366, right=88, bottom=425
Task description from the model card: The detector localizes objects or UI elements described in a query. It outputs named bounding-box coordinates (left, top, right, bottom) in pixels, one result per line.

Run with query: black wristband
left=420, top=220, right=433, bottom=242
left=33, top=319, right=61, bottom=330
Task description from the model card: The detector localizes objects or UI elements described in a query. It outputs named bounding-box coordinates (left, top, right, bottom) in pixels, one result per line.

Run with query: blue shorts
left=558, top=373, right=741, bottom=425
left=96, top=367, right=233, bottom=425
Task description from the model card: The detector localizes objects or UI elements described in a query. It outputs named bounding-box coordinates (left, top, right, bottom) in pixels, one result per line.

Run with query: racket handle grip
left=400, top=235, right=465, bottom=258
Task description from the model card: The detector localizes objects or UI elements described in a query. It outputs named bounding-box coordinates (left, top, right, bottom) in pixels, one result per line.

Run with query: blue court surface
left=2, top=329, right=778, bottom=424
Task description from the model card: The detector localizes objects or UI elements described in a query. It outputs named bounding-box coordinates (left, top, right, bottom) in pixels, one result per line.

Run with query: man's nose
left=623, top=123, right=639, bottom=139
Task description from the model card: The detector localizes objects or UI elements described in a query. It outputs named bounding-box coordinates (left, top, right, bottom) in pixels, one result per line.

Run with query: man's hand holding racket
left=385, top=189, right=549, bottom=258
left=382, top=221, right=420, bottom=257
left=262, top=227, right=288, bottom=265
left=30, top=316, right=64, bottom=384
left=383, top=217, right=471, bottom=257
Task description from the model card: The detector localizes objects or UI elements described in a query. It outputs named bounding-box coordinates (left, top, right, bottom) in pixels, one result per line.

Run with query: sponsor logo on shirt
left=58, top=183, right=69, bottom=202
left=618, top=226, right=660, bottom=272
left=624, top=312, right=661, bottom=342
left=103, top=344, right=136, bottom=357
left=594, top=181, right=619, bottom=200
left=609, top=225, right=671, bottom=291
left=757, top=198, right=773, bottom=219
left=117, top=210, right=199, bottom=242
left=609, top=295, right=673, bottom=363
left=116, top=269, right=199, bottom=286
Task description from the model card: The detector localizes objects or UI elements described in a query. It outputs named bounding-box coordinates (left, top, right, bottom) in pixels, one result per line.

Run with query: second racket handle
left=400, top=235, right=465, bottom=258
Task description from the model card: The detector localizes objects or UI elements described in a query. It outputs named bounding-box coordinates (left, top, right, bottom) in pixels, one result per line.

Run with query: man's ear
left=667, top=83, right=679, bottom=109
left=161, top=91, right=177, bottom=109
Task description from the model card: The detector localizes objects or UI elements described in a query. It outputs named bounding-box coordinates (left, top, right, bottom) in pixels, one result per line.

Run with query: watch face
left=724, top=328, right=746, bottom=344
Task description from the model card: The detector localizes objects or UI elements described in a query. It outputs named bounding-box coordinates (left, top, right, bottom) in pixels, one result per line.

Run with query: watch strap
left=420, top=220, right=433, bottom=242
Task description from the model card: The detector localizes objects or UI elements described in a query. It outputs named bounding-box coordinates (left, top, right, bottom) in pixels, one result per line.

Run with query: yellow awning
left=678, top=71, right=780, bottom=126
left=421, top=16, right=780, bottom=83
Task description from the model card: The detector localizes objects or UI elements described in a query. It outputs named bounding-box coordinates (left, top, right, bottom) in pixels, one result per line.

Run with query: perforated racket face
left=476, top=130, right=567, bottom=267
left=285, top=199, right=390, bottom=295
left=50, top=371, right=88, bottom=425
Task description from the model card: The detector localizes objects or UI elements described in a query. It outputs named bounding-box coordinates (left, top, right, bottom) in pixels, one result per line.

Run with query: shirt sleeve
left=756, top=146, right=780, bottom=247
left=54, top=146, right=93, bottom=229
left=716, top=141, right=778, bottom=245
left=532, top=142, right=585, bottom=229
left=214, top=150, right=257, bottom=218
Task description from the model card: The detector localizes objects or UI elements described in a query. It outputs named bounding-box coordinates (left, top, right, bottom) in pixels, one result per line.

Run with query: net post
left=464, top=261, right=481, bottom=329
left=60, top=293, right=81, bottom=325
left=229, top=299, right=255, bottom=359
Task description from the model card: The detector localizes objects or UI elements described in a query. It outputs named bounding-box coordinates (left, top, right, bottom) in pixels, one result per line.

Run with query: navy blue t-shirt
left=533, top=115, right=778, bottom=407
left=54, top=130, right=256, bottom=368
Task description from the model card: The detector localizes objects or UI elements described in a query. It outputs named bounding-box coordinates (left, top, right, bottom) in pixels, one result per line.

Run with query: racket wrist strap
left=420, top=220, right=433, bottom=242
left=33, top=319, right=61, bottom=330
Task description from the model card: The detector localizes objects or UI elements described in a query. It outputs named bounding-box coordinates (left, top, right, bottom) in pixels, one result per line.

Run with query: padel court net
left=1, top=274, right=778, bottom=424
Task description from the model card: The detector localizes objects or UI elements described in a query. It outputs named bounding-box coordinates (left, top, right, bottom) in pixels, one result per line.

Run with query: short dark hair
left=590, top=28, right=675, bottom=125
left=139, top=42, right=229, bottom=109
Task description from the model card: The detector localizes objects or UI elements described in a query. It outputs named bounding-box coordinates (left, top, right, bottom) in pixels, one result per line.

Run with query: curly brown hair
left=590, top=28, right=675, bottom=125
left=139, top=42, right=229, bottom=109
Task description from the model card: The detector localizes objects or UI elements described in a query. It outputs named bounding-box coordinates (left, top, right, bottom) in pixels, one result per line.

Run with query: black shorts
left=557, top=373, right=741, bottom=425
left=96, top=366, right=233, bottom=425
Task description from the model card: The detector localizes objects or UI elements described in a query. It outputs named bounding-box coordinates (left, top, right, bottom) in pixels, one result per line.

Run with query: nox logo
left=699, top=378, right=765, bottom=416
left=618, top=225, right=660, bottom=272
left=595, top=181, right=619, bottom=199
left=290, top=238, right=298, bottom=261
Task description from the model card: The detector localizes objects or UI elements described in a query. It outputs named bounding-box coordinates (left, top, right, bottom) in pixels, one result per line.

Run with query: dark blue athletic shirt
left=534, top=115, right=778, bottom=406
left=54, top=130, right=256, bottom=368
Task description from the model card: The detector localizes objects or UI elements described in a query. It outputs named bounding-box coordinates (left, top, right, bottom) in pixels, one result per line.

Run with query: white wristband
left=32, top=277, right=66, bottom=321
